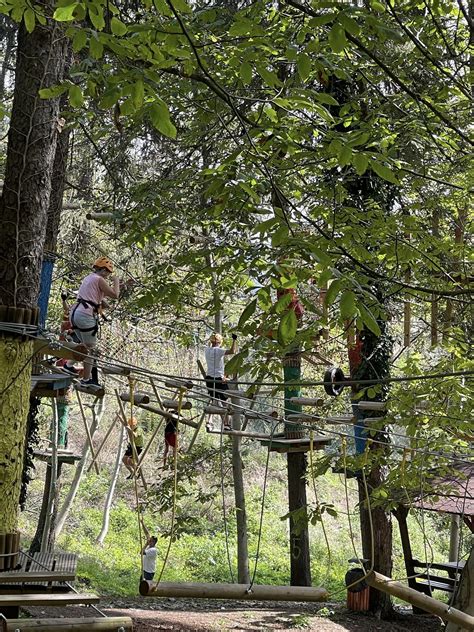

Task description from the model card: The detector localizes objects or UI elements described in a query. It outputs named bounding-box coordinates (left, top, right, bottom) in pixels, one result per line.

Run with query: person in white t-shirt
left=142, top=535, right=158, bottom=581
left=204, top=333, right=237, bottom=432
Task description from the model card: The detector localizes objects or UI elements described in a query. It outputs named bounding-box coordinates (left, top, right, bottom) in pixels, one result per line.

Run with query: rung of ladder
left=326, top=415, right=354, bottom=424
left=164, top=379, right=193, bottom=390
left=353, top=401, right=387, bottom=411
left=204, top=405, right=232, bottom=415
left=286, top=414, right=321, bottom=422
left=290, top=397, right=324, bottom=407
left=162, top=399, right=192, bottom=410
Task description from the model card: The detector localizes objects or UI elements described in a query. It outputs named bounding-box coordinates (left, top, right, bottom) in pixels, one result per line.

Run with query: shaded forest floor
left=25, top=599, right=445, bottom=631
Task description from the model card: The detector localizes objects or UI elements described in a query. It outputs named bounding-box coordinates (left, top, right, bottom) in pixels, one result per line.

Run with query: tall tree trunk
left=284, top=353, right=311, bottom=586
left=0, top=4, right=68, bottom=535
left=97, top=424, right=125, bottom=545
left=230, top=391, right=249, bottom=584
left=445, top=545, right=474, bottom=632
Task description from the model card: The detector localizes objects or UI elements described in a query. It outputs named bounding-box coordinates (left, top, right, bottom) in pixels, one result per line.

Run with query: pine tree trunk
left=0, top=4, right=68, bottom=535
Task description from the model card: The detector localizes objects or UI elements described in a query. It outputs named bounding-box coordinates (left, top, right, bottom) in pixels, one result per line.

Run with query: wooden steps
left=0, top=593, right=99, bottom=606
left=1, top=616, right=133, bottom=631
left=0, top=571, right=75, bottom=584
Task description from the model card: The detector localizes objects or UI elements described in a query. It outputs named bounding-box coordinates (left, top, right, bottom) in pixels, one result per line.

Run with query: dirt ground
left=24, top=598, right=445, bottom=631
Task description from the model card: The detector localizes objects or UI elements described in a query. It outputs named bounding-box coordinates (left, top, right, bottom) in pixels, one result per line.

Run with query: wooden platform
left=29, top=552, right=78, bottom=577
left=0, top=592, right=99, bottom=606
left=0, top=571, right=76, bottom=584
left=260, top=436, right=332, bottom=453
left=1, top=616, right=133, bottom=631
left=31, top=373, right=74, bottom=397
left=33, top=450, right=82, bottom=465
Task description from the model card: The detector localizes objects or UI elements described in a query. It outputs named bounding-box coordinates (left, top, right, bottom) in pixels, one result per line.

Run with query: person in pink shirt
left=70, top=257, right=120, bottom=386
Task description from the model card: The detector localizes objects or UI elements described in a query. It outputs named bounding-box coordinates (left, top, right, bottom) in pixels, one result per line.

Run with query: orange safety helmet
left=93, top=256, right=114, bottom=272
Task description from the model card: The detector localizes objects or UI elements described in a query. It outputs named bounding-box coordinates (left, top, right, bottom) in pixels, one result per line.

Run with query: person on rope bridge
left=122, top=417, right=144, bottom=479
left=141, top=523, right=158, bottom=581
left=56, top=290, right=83, bottom=376
left=205, top=332, right=237, bottom=430
left=163, top=417, right=177, bottom=469
left=70, top=257, right=120, bottom=387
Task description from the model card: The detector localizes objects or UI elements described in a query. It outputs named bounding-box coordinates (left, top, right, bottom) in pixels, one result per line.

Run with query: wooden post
left=283, top=352, right=311, bottom=587
left=449, top=515, right=461, bottom=563
left=186, top=411, right=206, bottom=453
left=139, top=580, right=328, bottom=602
left=75, top=391, right=100, bottom=475
left=392, top=506, right=418, bottom=592
left=41, top=400, right=59, bottom=552
left=365, top=570, right=474, bottom=629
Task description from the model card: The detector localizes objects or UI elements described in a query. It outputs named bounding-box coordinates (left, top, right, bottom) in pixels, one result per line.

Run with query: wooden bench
left=412, top=559, right=465, bottom=596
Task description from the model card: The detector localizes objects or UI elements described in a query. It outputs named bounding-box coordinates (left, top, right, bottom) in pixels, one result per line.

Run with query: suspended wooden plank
left=127, top=400, right=198, bottom=428
left=0, top=593, right=99, bottom=606
left=286, top=414, right=321, bottom=423
left=326, top=415, right=353, bottom=424
left=119, top=392, right=150, bottom=405
left=207, top=428, right=275, bottom=440
left=354, top=401, right=387, bottom=412
left=74, top=382, right=105, bottom=398
left=1, top=617, right=133, bottom=631
left=290, top=397, right=324, bottom=407
left=31, top=374, right=73, bottom=395
left=164, top=379, right=193, bottom=390
left=101, top=364, right=131, bottom=376
left=33, top=339, right=89, bottom=362
left=244, top=410, right=279, bottom=420
left=365, top=570, right=474, bottom=629
left=161, top=399, right=192, bottom=410
left=260, top=436, right=332, bottom=453
left=139, top=580, right=328, bottom=602
left=204, top=405, right=232, bottom=415
left=33, top=451, right=81, bottom=465
left=85, top=212, right=114, bottom=220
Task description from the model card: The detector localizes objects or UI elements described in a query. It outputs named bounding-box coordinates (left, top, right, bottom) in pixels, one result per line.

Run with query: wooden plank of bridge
left=1, top=616, right=133, bottom=631
left=0, top=571, right=75, bottom=584
left=0, top=593, right=99, bottom=606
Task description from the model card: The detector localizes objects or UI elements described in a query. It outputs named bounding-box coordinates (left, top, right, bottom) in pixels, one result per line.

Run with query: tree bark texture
left=0, top=10, right=67, bottom=308
left=287, top=452, right=312, bottom=586
left=358, top=465, right=393, bottom=617
left=445, top=545, right=474, bottom=632
left=231, top=394, right=249, bottom=584
left=0, top=338, right=34, bottom=532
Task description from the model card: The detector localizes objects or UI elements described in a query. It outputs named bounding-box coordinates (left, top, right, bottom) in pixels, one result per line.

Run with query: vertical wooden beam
left=75, top=391, right=100, bottom=475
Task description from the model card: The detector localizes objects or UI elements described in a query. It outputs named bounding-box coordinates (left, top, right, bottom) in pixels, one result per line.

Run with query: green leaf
left=314, top=92, right=339, bottom=106
left=338, top=13, right=360, bottom=36
left=325, top=279, right=343, bottom=307
left=370, top=160, right=399, bottom=184
left=278, top=309, right=298, bottom=346
left=224, top=351, right=246, bottom=376
left=53, top=3, right=77, bottom=21
left=297, top=53, right=312, bottom=82
left=172, top=0, right=192, bottom=13
left=24, top=8, right=35, bottom=32
left=371, top=0, right=385, bottom=11
left=131, top=80, right=144, bottom=109
left=240, top=62, right=252, bottom=85
left=111, top=16, right=127, bottom=35
left=340, top=290, right=356, bottom=319
left=271, top=224, right=289, bottom=247
left=338, top=144, right=352, bottom=167
left=256, top=65, right=282, bottom=89
left=39, top=84, right=68, bottom=99
left=149, top=99, right=177, bottom=139
left=359, top=303, right=381, bottom=337
left=353, top=152, right=368, bottom=175
left=88, top=6, right=105, bottom=30
left=328, top=23, right=347, bottom=53
left=69, top=84, right=84, bottom=107
left=238, top=299, right=257, bottom=328
left=72, top=29, right=87, bottom=52
left=89, top=35, right=104, bottom=59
